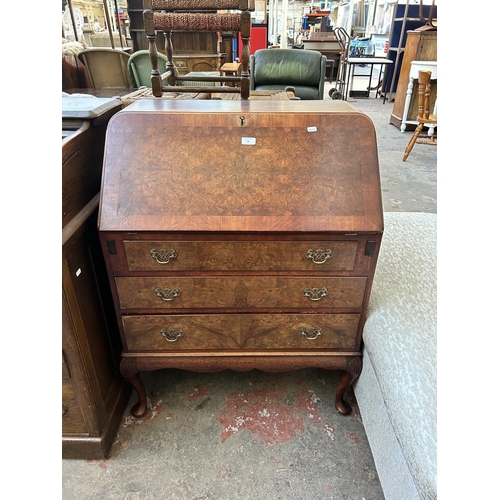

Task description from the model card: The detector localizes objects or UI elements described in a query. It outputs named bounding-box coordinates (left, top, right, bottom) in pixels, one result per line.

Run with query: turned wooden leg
left=403, top=123, right=424, bottom=161
left=120, top=358, right=147, bottom=418
left=335, top=356, right=362, bottom=415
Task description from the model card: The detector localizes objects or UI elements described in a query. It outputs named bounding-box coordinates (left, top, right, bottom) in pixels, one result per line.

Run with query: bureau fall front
left=98, top=100, right=383, bottom=418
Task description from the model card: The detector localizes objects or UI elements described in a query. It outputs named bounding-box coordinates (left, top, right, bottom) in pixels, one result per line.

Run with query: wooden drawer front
left=122, top=314, right=360, bottom=351
left=116, top=277, right=367, bottom=310
left=124, top=241, right=358, bottom=272
left=62, top=360, right=88, bottom=434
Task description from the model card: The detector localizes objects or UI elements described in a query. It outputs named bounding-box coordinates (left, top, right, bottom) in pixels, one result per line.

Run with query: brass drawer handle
left=303, top=287, right=328, bottom=301
left=150, top=248, right=177, bottom=264
left=299, top=326, right=323, bottom=340
left=306, top=248, right=332, bottom=265
left=160, top=328, right=184, bottom=342
left=155, top=287, right=180, bottom=301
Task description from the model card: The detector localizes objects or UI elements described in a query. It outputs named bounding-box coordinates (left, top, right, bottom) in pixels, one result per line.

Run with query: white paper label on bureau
left=307, top=126, right=318, bottom=133
left=241, top=137, right=256, bottom=145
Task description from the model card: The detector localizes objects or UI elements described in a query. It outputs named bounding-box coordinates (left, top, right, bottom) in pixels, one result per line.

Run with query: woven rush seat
left=153, top=13, right=243, bottom=32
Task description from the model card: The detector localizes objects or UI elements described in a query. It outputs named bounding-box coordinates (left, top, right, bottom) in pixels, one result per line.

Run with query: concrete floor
left=62, top=80, right=437, bottom=500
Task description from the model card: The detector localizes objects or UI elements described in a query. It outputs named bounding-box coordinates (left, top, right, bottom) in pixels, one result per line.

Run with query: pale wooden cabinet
left=390, top=30, right=437, bottom=130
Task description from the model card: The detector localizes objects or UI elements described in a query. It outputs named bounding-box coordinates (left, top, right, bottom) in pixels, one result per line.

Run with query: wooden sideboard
left=389, top=30, right=437, bottom=130
left=62, top=98, right=130, bottom=459
left=98, top=100, right=383, bottom=418
left=302, top=36, right=342, bottom=67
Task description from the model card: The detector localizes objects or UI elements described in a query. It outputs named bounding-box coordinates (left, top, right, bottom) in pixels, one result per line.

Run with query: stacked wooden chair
left=143, top=0, right=254, bottom=99
left=403, top=70, right=437, bottom=161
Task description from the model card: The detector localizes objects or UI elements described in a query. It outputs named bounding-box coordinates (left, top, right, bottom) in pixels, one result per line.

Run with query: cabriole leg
left=120, top=358, right=147, bottom=418
left=335, top=356, right=362, bottom=415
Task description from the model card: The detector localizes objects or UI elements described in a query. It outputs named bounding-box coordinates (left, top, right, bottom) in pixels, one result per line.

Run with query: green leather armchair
left=250, top=49, right=326, bottom=100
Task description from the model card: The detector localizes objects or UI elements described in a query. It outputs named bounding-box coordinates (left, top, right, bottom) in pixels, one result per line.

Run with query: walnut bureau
left=98, top=99, right=383, bottom=418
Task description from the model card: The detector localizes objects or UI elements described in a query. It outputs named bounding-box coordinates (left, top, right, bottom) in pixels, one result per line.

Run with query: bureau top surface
left=99, top=100, right=383, bottom=233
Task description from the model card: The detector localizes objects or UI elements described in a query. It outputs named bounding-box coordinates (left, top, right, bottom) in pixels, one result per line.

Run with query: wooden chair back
left=143, top=0, right=254, bottom=99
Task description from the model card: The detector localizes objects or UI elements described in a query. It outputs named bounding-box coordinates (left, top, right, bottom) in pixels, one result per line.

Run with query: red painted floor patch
left=219, top=380, right=322, bottom=447
left=187, top=384, right=210, bottom=402
left=349, top=432, right=360, bottom=445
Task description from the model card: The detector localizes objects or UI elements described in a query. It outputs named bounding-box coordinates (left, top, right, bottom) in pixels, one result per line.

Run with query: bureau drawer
left=124, top=241, right=358, bottom=272
left=116, top=277, right=366, bottom=310
left=122, top=314, right=360, bottom=351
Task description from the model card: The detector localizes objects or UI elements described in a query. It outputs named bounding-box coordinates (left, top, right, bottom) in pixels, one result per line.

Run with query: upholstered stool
left=354, top=212, right=437, bottom=500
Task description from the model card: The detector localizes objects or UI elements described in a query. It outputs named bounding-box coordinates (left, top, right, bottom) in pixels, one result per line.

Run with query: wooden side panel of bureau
left=98, top=100, right=383, bottom=418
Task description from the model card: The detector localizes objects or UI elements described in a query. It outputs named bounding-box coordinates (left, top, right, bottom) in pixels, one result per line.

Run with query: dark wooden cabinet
left=172, top=53, right=221, bottom=75
left=62, top=98, right=130, bottom=459
left=98, top=100, right=383, bottom=418
left=127, top=0, right=146, bottom=53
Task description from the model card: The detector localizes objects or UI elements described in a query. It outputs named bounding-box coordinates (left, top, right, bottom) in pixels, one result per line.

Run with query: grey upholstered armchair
left=250, top=48, right=326, bottom=100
